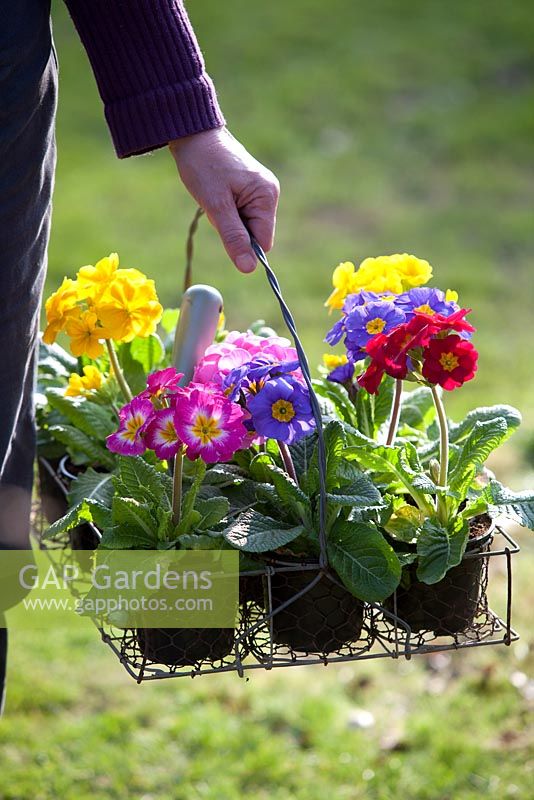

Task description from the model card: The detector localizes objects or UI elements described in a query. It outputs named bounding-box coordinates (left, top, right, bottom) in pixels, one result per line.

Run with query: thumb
left=206, top=200, right=257, bottom=273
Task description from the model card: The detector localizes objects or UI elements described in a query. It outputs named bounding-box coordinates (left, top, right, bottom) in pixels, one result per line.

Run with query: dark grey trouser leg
left=0, top=0, right=58, bottom=713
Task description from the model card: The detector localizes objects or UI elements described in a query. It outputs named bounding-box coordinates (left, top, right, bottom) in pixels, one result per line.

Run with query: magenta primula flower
left=144, top=407, right=182, bottom=460
left=174, top=387, right=248, bottom=463
left=139, top=367, right=184, bottom=400
left=107, top=397, right=154, bottom=455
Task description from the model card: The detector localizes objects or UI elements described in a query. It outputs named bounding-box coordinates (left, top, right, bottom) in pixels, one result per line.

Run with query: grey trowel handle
left=172, top=284, right=224, bottom=385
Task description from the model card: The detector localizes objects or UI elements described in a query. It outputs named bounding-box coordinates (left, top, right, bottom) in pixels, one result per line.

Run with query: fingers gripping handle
left=249, top=236, right=328, bottom=569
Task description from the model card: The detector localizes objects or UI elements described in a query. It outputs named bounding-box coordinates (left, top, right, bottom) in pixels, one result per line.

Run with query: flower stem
left=106, top=339, right=133, bottom=402
left=172, top=446, right=185, bottom=528
left=386, top=379, right=403, bottom=446
left=431, top=385, right=449, bottom=523
left=279, top=442, right=298, bottom=484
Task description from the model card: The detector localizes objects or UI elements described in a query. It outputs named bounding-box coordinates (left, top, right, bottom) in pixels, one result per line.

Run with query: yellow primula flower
left=446, top=289, right=459, bottom=303
left=391, top=253, right=433, bottom=290
left=76, top=253, right=119, bottom=301
left=42, top=277, right=80, bottom=344
left=65, top=310, right=111, bottom=359
left=95, top=275, right=163, bottom=343
left=324, top=262, right=357, bottom=312
left=322, top=353, right=348, bottom=371
left=65, top=365, right=103, bottom=397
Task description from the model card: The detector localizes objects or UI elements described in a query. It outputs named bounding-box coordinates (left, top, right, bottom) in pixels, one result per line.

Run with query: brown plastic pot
left=267, top=565, right=364, bottom=654
left=385, top=515, right=494, bottom=635
left=136, top=627, right=235, bottom=667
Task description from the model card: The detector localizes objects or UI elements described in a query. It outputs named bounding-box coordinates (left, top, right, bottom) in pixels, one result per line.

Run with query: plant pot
left=385, top=515, right=494, bottom=635
left=38, top=457, right=68, bottom=524
left=239, top=573, right=265, bottom=608
left=136, top=627, right=235, bottom=667
left=267, top=565, right=365, bottom=654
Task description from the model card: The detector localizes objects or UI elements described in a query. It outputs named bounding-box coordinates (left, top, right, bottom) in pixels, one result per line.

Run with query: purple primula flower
left=223, top=357, right=302, bottom=401
left=107, top=397, right=154, bottom=456
left=344, top=301, right=406, bottom=351
left=343, top=290, right=394, bottom=313
left=327, top=359, right=355, bottom=385
left=247, top=376, right=315, bottom=444
left=324, top=317, right=345, bottom=346
left=397, top=288, right=458, bottom=320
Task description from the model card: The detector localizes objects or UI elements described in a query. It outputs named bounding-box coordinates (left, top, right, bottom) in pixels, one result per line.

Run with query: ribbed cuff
left=105, top=73, right=224, bottom=157
left=65, top=0, right=225, bottom=157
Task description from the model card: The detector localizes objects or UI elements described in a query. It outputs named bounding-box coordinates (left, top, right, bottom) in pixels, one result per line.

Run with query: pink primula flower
left=193, top=330, right=298, bottom=388
left=139, top=367, right=184, bottom=400
left=107, top=397, right=154, bottom=456
left=174, top=387, right=248, bottom=463
left=144, top=407, right=182, bottom=460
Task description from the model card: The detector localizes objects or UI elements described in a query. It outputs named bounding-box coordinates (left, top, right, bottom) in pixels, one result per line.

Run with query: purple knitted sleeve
left=64, top=0, right=225, bottom=158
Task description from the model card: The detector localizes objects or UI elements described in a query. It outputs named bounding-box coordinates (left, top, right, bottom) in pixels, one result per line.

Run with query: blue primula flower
left=247, top=376, right=315, bottom=444
left=397, top=287, right=458, bottom=320
left=344, top=301, right=406, bottom=353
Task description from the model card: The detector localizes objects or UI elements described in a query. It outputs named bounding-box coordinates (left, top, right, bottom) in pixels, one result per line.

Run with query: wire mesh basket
left=35, top=236, right=521, bottom=682
left=36, top=454, right=519, bottom=682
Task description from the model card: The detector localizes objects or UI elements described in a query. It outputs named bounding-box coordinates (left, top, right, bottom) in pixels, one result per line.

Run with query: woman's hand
left=169, top=127, right=280, bottom=273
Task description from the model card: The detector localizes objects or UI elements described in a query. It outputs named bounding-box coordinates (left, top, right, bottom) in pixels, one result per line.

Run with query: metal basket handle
left=249, top=237, right=328, bottom=569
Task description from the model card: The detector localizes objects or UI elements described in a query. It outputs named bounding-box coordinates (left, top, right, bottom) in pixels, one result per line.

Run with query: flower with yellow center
left=65, top=365, right=103, bottom=397
left=322, top=353, right=348, bottom=371
left=95, top=274, right=163, bottom=342
left=42, top=277, right=80, bottom=344
left=271, top=398, right=296, bottom=423
left=65, top=310, right=111, bottom=359
left=191, top=413, right=222, bottom=445
left=324, top=261, right=357, bottom=312
left=365, top=317, right=387, bottom=335
left=76, top=253, right=119, bottom=301
left=414, top=303, right=435, bottom=315
left=439, top=352, right=460, bottom=372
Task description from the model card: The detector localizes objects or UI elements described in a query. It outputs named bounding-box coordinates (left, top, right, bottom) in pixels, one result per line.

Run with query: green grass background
left=2, top=1, right=533, bottom=797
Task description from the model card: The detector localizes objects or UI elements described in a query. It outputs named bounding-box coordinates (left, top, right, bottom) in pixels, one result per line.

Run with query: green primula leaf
left=98, top=525, right=157, bottom=549
left=129, top=334, right=165, bottom=374
left=312, top=379, right=358, bottom=426
left=249, top=452, right=277, bottom=483
left=373, top=376, right=396, bottom=431
left=449, top=418, right=510, bottom=498
left=318, top=419, right=346, bottom=491
left=67, top=468, right=114, bottom=508
left=111, top=496, right=158, bottom=538
left=420, top=404, right=521, bottom=459
left=327, top=520, right=401, bottom=602
left=114, top=456, right=172, bottom=506
left=195, top=497, right=230, bottom=530
left=486, top=480, right=534, bottom=529
left=39, top=339, right=78, bottom=372
left=326, top=470, right=383, bottom=508
left=180, top=458, right=207, bottom=522
left=416, top=517, right=469, bottom=585
left=42, top=499, right=110, bottom=541
left=289, top=432, right=318, bottom=477
left=399, top=386, right=436, bottom=430
left=383, top=503, right=425, bottom=542
left=223, top=510, right=305, bottom=552
left=159, top=308, right=180, bottom=334
left=267, top=465, right=309, bottom=521
left=48, top=424, right=116, bottom=470
left=46, top=389, right=116, bottom=440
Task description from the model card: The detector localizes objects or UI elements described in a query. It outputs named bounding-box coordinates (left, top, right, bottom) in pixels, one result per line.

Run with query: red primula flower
left=422, top=334, right=478, bottom=390
left=414, top=307, right=476, bottom=337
